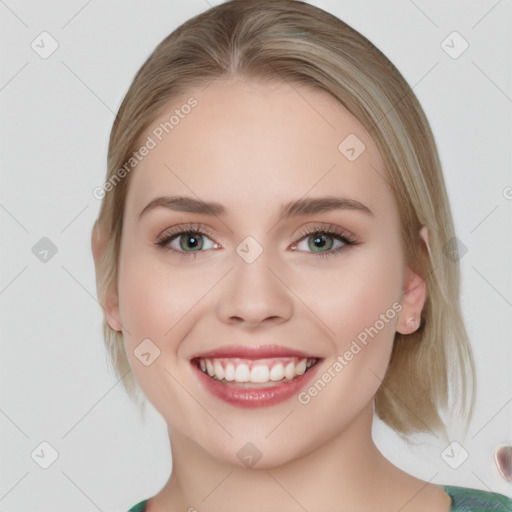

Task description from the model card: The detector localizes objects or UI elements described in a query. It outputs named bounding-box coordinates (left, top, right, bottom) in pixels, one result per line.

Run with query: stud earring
left=406, top=317, right=418, bottom=331
left=495, top=445, right=512, bottom=481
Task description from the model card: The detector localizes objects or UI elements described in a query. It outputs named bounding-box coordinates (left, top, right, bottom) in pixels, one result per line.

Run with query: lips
left=190, top=344, right=319, bottom=360
left=190, top=345, right=322, bottom=408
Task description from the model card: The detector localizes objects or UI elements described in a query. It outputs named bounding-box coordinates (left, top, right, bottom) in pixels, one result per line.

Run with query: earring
left=406, top=317, right=418, bottom=331
left=495, top=445, right=512, bottom=482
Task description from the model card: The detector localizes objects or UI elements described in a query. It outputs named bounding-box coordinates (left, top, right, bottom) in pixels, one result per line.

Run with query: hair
left=93, top=0, right=475, bottom=436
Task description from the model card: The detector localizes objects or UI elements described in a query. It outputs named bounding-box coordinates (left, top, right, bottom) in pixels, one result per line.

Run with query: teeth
left=269, top=363, right=285, bottom=381
left=213, top=361, right=224, bottom=380
left=295, top=359, right=307, bottom=376
left=284, top=362, right=295, bottom=380
left=250, top=365, right=270, bottom=383
left=234, top=364, right=250, bottom=382
left=196, top=357, right=317, bottom=384
left=224, top=363, right=235, bottom=381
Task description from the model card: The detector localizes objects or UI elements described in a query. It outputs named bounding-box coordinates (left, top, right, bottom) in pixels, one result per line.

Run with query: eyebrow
left=138, top=195, right=374, bottom=220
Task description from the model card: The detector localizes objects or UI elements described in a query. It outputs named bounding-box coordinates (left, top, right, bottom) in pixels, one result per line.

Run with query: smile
left=190, top=345, right=322, bottom=408
left=196, top=357, right=317, bottom=386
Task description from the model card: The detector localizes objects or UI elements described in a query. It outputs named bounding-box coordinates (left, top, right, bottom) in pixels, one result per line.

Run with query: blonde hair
left=93, top=0, right=475, bottom=435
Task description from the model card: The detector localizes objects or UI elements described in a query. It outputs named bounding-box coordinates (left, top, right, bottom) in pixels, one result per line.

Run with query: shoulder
left=127, top=498, right=149, bottom=512
left=445, top=485, right=512, bottom=512
left=125, top=489, right=512, bottom=512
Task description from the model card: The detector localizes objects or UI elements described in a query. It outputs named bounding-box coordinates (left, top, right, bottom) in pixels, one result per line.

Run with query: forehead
left=126, top=78, right=391, bottom=219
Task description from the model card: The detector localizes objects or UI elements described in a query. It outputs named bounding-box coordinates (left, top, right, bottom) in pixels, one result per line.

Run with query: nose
left=216, top=252, right=294, bottom=329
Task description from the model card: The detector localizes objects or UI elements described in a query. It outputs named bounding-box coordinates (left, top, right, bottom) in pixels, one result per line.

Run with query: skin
left=93, top=78, right=451, bottom=511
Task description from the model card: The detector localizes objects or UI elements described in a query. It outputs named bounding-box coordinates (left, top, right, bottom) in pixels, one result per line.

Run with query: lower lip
left=192, top=361, right=321, bottom=408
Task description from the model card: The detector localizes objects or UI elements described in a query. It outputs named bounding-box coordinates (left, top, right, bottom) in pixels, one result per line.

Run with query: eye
left=155, top=223, right=220, bottom=257
left=155, top=223, right=357, bottom=259
left=291, top=225, right=357, bottom=258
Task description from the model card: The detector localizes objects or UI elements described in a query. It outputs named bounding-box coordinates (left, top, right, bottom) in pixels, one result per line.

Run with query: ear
left=396, top=226, right=429, bottom=335
left=91, top=220, right=123, bottom=332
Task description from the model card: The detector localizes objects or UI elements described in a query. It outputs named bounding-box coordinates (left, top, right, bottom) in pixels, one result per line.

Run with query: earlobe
left=91, top=221, right=123, bottom=333
left=396, top=226, right=429, bottom=335
left=396, top=268, right=426, bottom=335
left=105, top=307, right=123, bottom=332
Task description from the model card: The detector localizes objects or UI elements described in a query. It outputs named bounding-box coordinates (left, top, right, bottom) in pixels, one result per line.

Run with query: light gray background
left=1, top=0, right=511, bottom=510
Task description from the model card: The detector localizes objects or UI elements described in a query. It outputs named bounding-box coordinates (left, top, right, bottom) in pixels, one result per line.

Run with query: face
left=107, top=78, right=424, bottom=468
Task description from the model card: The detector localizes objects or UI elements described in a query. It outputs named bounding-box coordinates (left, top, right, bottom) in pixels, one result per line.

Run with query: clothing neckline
left=133, top=486, right=454, bottom=511
left=131, top=484, right=512, bottom=512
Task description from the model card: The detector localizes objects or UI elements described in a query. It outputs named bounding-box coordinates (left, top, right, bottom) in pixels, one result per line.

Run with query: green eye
left=296, top=232, right=345, bottom=253
left=156, top=224, right=355, bottom=260
left=178, top=233, right=204, bottom=251
left=307, top=233, right=336, bottom=252
left=172, top=232, right=217, bottom=252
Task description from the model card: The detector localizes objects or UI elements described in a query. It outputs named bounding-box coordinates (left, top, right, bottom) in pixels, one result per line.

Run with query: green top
left=127, top=485, right=512, bottom=511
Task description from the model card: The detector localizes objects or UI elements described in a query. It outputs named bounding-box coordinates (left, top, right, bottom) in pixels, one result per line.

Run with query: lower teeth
left=205, top=365, right=314, bottom=387
left=213, top=377, right=295, bottom=387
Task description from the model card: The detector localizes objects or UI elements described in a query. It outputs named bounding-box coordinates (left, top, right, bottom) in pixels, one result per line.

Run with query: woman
left=91, top=1, right=512, bottom=510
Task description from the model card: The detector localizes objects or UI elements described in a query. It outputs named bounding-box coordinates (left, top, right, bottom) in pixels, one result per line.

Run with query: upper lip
left=190, top=344, right=320, bottom=360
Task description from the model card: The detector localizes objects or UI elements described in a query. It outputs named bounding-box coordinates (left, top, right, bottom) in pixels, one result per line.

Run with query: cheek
left=116, top=250, right=208, bottom=429
left=117, top=248, right=213, bottom=346
left=292, top=246, right=403, bottom=341
left=115, top=248, right=225, bottom=410
left=292, top=247, right=403, bottom=403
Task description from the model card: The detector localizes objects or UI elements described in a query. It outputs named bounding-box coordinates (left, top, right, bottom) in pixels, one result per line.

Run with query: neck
left=148, top=403, right=411, bottom=512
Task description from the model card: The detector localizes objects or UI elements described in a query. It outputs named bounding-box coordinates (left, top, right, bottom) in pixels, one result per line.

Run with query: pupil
left=309, top=233, right=332, bottom=251
left=181, top=234, right=202, bottom=251
left=314, top=235, right=325, bottom=247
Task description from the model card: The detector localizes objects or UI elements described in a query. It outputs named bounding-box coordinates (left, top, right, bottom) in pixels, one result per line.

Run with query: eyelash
left=154, top=222, right=358, bottom=260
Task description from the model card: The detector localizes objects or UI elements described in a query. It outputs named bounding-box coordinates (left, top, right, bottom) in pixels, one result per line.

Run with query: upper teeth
left=197, top=357, right=316, bottom=384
